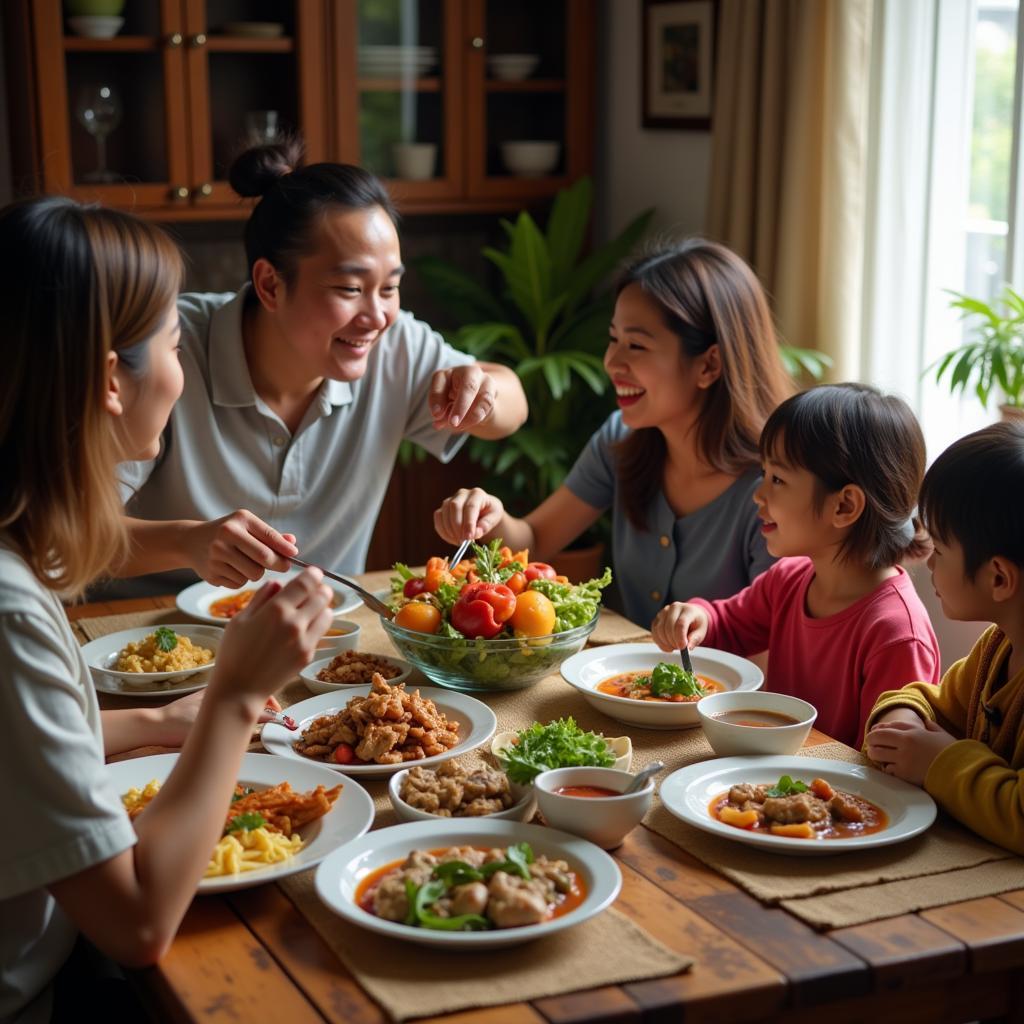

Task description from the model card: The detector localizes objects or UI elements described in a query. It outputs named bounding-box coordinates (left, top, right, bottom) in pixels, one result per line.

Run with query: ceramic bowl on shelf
left=487, top=53, right=540, bottom=81
left=67, top=15, right=124, bottom=38
left=391, top=142, right=438, bottom=180
left=501, top=141, right=560, bottom=177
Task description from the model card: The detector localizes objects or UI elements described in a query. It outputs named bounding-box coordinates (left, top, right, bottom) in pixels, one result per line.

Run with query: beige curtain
left=706, top=0, right=873, bottom=380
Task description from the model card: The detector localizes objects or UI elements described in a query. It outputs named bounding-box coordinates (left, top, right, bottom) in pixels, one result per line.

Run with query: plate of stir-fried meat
left=106, top=752, right=375, bottom=891
left=660, top=756, right=936, bottom=855
left=314, top=819, right=622, bottom=947
left=262, top=674, right=497, bottom=779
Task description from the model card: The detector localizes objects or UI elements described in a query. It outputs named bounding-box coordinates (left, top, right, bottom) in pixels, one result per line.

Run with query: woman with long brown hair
left=434, top=238, right=793, bottom=624
left=0, top=196, right=332, bottom=1019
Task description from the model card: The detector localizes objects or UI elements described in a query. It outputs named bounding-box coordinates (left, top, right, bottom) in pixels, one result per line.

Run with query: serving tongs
left=289, top=556, right=394, bottom=619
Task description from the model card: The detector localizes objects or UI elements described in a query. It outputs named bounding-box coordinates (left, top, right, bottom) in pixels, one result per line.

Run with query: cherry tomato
left=524, top=562, right=558, bottom=582
left=395, top=602, right=443, bottom=633
left=333, top=743, right=356, bottom=764
left=504, top=571, right=527, bottom=594
left=509, top=590, right=557, bottom=637
left=403, top=577, right=428, bottom=598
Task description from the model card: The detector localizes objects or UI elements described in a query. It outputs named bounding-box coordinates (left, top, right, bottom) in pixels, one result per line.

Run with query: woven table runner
left=644, top=739, right=1021, bottom=929
left=278, top=870, right=689, bottom=1022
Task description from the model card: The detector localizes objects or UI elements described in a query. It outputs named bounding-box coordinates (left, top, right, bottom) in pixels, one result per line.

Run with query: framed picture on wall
left=642, top=0, right=716, bottom=130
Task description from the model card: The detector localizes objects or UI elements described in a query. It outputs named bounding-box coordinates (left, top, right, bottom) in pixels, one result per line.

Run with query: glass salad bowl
left=380, top=614, right=599, bottom=693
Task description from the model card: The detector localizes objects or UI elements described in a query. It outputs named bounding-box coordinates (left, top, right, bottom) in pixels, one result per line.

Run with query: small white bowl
left=388, top=767, right=536, bottom=823
left=534, top=767, right=654, bottom=849
left=67, top=15, right=124, bottom=38
left=314, top=619, right=361, bottom=656
left=487, top=53, right=540, bottom=80
left=489, top=730, right=632, bottom=774
left=501, top=141, right=560, bottom=177
left=300, top=651, right=412, bottom=695
left=697, top=691, right=817, bottom=756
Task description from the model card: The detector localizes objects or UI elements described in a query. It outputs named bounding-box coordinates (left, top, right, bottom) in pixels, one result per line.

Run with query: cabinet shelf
left=484, top=78, right=566, bottom=92
left=206, top=36, right=295, bottom=53
left=64, top=36, right=163, bottom=52
left=357, top=76, right=441, bottom=92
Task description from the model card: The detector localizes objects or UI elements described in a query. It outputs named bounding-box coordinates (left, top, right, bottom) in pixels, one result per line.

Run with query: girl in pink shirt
left=652, top=383, right=940, bottom=746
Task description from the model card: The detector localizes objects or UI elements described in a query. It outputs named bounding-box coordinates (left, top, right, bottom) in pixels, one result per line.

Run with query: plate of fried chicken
left=262, top=675, right=497, bottom=779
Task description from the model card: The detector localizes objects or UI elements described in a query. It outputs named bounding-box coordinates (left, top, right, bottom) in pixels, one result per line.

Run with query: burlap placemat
left=279, top=870, right=689, bottom=1023
left=644, top=739, right=1020, bottom=929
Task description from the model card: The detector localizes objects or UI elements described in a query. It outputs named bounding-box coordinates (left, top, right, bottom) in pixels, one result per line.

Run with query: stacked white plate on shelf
left=359, top=44, right=438, bottom=78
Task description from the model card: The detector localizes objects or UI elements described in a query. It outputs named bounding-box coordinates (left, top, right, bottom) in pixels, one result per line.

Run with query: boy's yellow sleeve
left=864, top=626, right=995, bottom=738
left=925, top=741, right=1024, bottom=855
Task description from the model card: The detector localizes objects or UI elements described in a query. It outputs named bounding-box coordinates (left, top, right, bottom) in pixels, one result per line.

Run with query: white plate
left=560, top=643, right=763, bottom=729
left=314, top=818, right=621, bottom=947
left=84, top=624, right=223, bottom=697
left=262, top=685, right=497, bottom=779
left=300, top=651, right=412, bottom=694
left=176, top=569, right=362, bottom=626
left=659, top=755, right=937, bottom=856
left=106, top=752, right=375, bottom=892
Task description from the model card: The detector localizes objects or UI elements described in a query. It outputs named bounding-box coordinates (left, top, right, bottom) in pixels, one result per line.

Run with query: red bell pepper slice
left=450, top=582, right=516, bottom=639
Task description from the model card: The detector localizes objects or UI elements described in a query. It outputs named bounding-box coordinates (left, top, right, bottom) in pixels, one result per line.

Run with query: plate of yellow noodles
left=83, top=624, right=224, bottom=696
left=106, top=752, right=376, bottom=892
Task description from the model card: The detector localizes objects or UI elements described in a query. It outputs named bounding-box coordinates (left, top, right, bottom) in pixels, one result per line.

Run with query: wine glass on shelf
left=75, top=84, right=123, bottom=183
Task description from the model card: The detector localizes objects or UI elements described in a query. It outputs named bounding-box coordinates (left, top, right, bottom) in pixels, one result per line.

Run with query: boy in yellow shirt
left=865, top=422, right=1024, bottom=855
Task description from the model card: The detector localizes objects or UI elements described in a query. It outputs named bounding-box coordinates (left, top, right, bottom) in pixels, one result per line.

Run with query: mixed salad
left=383, top=541, right=612, bottom=688
left=388, top=540, right=612, bottom=641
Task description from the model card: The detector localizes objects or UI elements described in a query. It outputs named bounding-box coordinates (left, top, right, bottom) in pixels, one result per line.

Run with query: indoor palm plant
left=414, top=177, right=653, bottom=521
left=934, top=287, right=1024, bottom=416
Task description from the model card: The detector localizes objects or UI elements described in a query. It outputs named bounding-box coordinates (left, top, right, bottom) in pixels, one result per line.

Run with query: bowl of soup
left=697, top=691, right=817, bottom=756
left=533, top=767, right=654, bottom=849
left=315, top=620, right=360, bottom=655
left=559, top=643, right=763, bottom=729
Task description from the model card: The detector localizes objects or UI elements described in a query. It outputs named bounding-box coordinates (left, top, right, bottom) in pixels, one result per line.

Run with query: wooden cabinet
left=330, top=0, right=596, bottom=213
left=7, top=0, right=595, bottom=219
left=8, top=0, right=327, bottom=219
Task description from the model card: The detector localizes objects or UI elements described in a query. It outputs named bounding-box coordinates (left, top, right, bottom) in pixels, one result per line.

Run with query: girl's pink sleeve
left=859, top=638, right=941, bottom=746
left=689, top=566, right=776, bottom=656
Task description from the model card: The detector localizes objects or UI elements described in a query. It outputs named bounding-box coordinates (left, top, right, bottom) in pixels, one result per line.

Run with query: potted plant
left=413, top=177, right=653, bottom=578
left=933, top=287, right=1024, bottom=419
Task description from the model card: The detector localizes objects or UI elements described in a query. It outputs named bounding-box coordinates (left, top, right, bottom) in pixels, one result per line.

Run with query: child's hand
left=434, top=487, right=504, bottom=544
left=652, top=602, right=709, bottom=652
left=865, top=715, right=958, bottom=786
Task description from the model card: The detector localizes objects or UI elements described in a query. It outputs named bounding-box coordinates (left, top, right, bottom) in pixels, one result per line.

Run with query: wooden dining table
left=73, top=590, right=1024, bottom=1024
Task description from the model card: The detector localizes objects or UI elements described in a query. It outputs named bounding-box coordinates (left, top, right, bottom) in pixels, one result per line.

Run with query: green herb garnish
left=230, top=786, right=255, bottom=803
left=153, top=626, right=178, bottom=652
left=500, top=718, right=615, bottom=785
left=469, top=539, right=524, bottom=584
left=765, top=776, right=809, bottom=798
left=633, top=661, right=706, bottom=699
left=225, top=811, right=266, bottom=833
left=404, top=878, right=489, bottom=932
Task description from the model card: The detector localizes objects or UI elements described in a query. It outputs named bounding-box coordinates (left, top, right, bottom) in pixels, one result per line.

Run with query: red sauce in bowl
left=553, top=785, right=621, bottom=798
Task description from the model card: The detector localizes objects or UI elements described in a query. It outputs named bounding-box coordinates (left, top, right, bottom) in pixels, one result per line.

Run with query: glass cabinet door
left=183, top=0, right=328, bottom=212
left=466, top=0, right=594, bottom=201
left=332, top=0, right=463, bottom=206
left=40, top=0, right=189, bottom=209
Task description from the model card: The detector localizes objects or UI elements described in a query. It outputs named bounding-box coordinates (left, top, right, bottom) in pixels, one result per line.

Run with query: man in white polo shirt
left=110, top=150, right=527, bottom=595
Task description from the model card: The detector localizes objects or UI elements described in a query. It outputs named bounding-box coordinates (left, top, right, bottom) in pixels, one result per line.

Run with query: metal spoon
left=289, top=556, right=394, bottom=619
left=622, top=760, right=665, bottom=795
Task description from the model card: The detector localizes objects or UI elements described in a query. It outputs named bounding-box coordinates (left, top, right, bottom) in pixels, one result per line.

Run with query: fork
left=679, top=644, right=696, bottom=677
left=450, top=538, right=472, bottom=569
left=288, top=557, right=394, bottom=619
